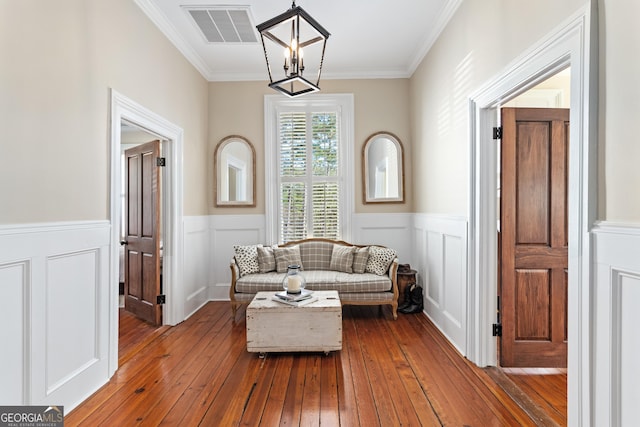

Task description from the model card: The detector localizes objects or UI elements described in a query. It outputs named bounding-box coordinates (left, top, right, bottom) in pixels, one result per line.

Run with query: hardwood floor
left=67, top=302, right=566, bottom=426
left=501, top=368, right=567, bottom=426
left=118, top=308, right=169, bottom=366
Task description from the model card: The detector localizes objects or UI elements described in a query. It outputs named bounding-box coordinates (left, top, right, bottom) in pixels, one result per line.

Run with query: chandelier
left=256, top=1, right=330, bottom=97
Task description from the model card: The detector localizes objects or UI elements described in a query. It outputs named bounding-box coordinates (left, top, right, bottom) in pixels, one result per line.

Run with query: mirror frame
left=362, top=131, right=405, bottom=204
left=214, top=135, right=256, bottom=207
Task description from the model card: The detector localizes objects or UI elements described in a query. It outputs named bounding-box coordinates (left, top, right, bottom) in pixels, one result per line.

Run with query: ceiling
left=135, top=0, right=462, bottom=82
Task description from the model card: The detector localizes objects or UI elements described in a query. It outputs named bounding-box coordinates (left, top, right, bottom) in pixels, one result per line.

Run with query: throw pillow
left=273, top=246, right=303, bottom=273
left=257, top=246, right=276, bottom=273
left=233, top=244, right=261, bottom=277
left=352, top=246, right=370, bottom=274
left=329, top=245, right=355, bottom=273
left=365, top=246, right=397, bottom=276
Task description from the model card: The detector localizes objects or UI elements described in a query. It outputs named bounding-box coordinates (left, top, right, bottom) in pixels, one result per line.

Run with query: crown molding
left=407, top=0, right=464, bottom=76
left=134, top=0, right=215, bottom=80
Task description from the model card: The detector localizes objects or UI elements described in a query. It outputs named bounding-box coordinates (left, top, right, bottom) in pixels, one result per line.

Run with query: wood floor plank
left=300, top=355, right=322, bottom=426
left=336, top=320, right=362, bottom=427
left=341, top=309, right=381, bottom=426
left=319, top=353, right=340, bottom=427
left=356, top=310, right=418, bottom=426
left=199, top=347, right=264, bottom=426
left=67, top=302, right=566, bottom=426
left=279, top=356, right=307, bottom=425
left=369, top=314, right=441, bottom=426
left=257, top=355, right=293, bottom=426
left=239, top=353, right=279, bottom=425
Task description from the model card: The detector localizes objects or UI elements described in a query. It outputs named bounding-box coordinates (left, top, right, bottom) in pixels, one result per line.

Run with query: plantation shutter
left=279, top=110, right=340, bottom=243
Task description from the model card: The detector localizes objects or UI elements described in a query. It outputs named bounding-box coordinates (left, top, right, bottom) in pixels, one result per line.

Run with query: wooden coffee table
left=246, top=290, right=342, bottom=355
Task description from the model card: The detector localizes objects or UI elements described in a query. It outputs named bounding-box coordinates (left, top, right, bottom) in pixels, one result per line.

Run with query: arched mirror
left=215, top=135, right=256, bottom=207
left=362, top=132, right=405, bottom=204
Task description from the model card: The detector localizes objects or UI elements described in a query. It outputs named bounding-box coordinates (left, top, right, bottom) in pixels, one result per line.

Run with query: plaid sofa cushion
left=329, top=244, right=355, bottom=273
left=352, top=246, right=369, bottom=274
left=235, top=270, right=392, bottom=294
left=339, top=292, right=395, bottom=302
left=257, top=246, right=276, bottom=273
left=298, top=241, right=333, bottom=270
left=273, top=245, right=303, bottom=273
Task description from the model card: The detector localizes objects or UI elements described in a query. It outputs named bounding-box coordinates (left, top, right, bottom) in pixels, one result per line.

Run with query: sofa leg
left=391, top=303, right=398, bottom=320
left=231, top=303, right=238, bottom=322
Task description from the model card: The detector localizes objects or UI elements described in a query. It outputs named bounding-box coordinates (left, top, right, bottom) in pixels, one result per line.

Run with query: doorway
left=468, top=9, right=598, bottom=424
left=483, top=73, right=571, bottom=423
left=109, top=90, right=185, bottom=376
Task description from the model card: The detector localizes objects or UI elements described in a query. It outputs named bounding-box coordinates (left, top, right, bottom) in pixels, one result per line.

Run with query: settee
left=229, top=238, right=399, bottom=319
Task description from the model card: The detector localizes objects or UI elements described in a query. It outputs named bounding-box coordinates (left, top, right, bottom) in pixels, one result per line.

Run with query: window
left=265, top=94, right=354, bottom=244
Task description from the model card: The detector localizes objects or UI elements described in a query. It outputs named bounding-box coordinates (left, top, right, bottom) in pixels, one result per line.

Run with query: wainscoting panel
left=0, top=261, right=29, bottom=404
left=0, top=221, right=110, bottom=411
left=413, top=214, right=468, bottom=355
left=45, top=251, right=100, bottom=395
left=183, top=216, right=211, bottom=318
left=593, top=223, right=640, bottom=427
left=210, top=215, right=265, bottom=300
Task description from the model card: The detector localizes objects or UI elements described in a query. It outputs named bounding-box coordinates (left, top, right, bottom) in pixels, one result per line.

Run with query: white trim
left=407, top=0, right=464, bottom=76
left=591, top=223, right=640, bottom=425
left=109, top=90, right=185, bottom=376
left=592, top=221, right=640, bottom=236
left=467, top=4, right=597, bottom=426
left=0, top=220, right=110, bottom=235
left=264, top=93, right=355, bottom=244
left=133, top=0, right=214, bottom=80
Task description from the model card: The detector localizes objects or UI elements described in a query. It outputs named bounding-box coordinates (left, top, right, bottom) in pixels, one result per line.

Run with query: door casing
left=467, top=5, right=597, bottom=426
left=109, top=90, right=185, bottom=376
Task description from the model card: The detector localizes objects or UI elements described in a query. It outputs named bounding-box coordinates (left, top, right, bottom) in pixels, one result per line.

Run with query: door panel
left=515, top=269, right=550, bottom=340
left=124, top=140, right=162, bottom=326
left=500, top=107, right=568, bottom=367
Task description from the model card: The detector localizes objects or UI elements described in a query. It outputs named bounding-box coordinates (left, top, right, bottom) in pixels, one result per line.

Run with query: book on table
left=271, top=295, right=318, bottom=306
left=274, top=289, right=314, bottom=302
left=272, top=289, right=316, bottom=306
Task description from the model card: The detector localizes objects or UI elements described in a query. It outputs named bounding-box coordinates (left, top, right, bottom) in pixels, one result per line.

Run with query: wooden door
left=124, top=140, right=162, bottom=326
left=500, top=108, right=568, bottom=367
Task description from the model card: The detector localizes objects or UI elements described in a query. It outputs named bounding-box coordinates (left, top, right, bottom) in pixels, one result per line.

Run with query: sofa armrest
left=388, top=258, right=399, bottom=295
left=229, top=258, right=239, bottom=299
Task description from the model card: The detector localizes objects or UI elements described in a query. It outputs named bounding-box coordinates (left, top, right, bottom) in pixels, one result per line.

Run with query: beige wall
left=208, top=79, right=412, bottom=214
left=409, top=0, right=588, bottom=216
left=0, top=0, right=209, bottom=224
left=599, top=0, right=640, bottom=222
left=5, top=0, right=637, bottom=225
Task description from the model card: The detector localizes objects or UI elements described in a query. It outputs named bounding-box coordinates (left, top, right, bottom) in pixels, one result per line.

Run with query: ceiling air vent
left=186, top=6, right=257, bottom=43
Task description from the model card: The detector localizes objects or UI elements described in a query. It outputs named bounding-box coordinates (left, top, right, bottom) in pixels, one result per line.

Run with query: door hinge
left=156, top=157, right=166, bottom=167
left=492, top=323, right=502, bottom=337
left=157, top=294, right=166, bottom=304
left=493, top=127, right=502, bottom=140
left=493, top=295, right=501, bottom=336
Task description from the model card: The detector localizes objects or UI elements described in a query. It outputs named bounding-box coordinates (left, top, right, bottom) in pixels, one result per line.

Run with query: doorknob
left=120, top=240, right=128, bottom=245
